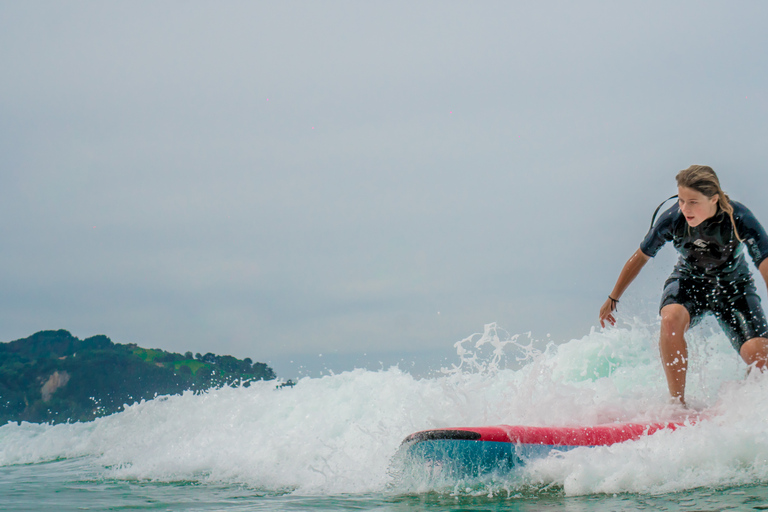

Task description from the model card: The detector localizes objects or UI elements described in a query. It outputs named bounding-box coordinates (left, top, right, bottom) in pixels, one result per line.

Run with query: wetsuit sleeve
left=639, top=203, right=678, bottom=258
left=734, top=202, right=768, bottom=268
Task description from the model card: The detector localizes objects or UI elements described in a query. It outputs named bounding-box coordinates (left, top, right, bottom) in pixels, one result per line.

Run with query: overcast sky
left=2, top=1, right=768, bottom=378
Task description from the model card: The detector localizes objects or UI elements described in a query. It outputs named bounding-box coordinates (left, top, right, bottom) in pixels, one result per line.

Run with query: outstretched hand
left=599, top=297, right=617, bottom=328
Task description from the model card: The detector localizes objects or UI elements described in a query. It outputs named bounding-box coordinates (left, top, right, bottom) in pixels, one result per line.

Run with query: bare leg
left=740, top=337, right=768, bottom=372
left=659, top=304, right=691, bottom=404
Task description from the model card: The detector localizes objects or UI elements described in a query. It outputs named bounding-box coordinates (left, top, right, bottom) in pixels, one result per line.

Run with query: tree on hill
left=0, top=330, right=277, bottom=425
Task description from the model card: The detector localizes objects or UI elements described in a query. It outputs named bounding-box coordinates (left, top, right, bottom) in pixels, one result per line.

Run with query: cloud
left=2, top=2, right=768, bottom=371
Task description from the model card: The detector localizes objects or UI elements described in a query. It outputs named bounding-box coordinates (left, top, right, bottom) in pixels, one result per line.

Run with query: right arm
left=599, top=248, right=650, bottom=327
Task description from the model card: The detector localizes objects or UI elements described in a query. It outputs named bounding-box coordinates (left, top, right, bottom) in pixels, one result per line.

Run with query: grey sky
left=2, top=2, right=768, bottom=377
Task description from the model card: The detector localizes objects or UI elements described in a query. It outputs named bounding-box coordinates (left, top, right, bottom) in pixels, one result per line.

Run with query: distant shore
left=0, top=329, right=278, bottom=424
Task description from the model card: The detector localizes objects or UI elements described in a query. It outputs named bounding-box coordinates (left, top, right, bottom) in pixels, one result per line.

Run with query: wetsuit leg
left=712, top=281, right=768, bottom=352
left=659, top=277, right=706, bottom=326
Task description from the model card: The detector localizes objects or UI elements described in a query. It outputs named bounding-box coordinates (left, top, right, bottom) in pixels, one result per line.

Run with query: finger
left=600, top=312, right=615, bottom=328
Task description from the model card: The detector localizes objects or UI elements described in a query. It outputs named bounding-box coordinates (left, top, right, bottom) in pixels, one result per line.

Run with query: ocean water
left=4, top=320, right=768, bottom=511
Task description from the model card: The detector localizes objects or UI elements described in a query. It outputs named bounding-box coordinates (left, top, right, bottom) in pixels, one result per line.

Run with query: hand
left=599, top=297, right=617, bottom=328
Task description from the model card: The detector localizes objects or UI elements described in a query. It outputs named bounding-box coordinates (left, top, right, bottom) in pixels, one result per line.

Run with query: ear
left=711, top=193, right=720, bottom=205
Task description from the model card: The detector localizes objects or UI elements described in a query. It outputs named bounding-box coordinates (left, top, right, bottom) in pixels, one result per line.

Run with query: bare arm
left=599, top=248, right=651, bottom=327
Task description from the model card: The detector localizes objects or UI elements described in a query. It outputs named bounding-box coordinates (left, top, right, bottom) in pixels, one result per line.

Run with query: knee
left=660, top=305, right=689, bottom=336
left=741, top=337, right=768, bottom=369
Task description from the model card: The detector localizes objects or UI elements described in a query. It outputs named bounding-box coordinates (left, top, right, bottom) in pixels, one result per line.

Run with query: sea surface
left=4, top=320, right=768, bottom=511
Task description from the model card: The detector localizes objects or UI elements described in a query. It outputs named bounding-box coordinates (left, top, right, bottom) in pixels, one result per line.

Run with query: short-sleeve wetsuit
left=640, top=200, right=768, bottom=351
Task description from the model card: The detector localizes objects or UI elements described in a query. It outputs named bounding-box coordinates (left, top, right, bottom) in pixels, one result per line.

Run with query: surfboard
left=399, top=422, right=688, bottom=476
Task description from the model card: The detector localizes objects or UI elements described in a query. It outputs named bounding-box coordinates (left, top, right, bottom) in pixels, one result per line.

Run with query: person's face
left=678, top=186, right=718, bottom=227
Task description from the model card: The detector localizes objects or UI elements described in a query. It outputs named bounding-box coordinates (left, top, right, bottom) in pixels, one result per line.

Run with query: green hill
left=0, top=330, right=277, bottom=424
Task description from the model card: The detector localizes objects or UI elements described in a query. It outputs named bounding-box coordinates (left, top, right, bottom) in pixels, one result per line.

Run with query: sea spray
left=523, top=373, right=768, bottom=495
left=1, top=320, right=766, bottom=497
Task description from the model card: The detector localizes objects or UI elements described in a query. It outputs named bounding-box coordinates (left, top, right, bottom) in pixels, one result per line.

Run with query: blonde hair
left=676, top=165, right=741, bottom=241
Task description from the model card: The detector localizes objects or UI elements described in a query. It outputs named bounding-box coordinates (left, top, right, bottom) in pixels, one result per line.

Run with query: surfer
left=598, top=165, right=768, bottom=405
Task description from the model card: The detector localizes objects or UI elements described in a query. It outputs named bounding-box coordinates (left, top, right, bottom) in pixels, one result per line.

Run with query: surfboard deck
left=398, top=422, right=688, bottom=476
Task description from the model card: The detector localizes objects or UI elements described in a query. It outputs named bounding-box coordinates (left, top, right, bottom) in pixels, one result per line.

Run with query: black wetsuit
left=640, top=200, right=768, bottom=351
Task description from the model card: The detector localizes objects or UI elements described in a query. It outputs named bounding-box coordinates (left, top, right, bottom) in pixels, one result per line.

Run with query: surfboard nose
left=402, top=429, right=481, bottom=444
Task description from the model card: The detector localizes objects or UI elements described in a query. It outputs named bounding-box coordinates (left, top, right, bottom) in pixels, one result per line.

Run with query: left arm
left=734, top=202, right=768, bottom=291
left=760, top=259, right=768, bottom=294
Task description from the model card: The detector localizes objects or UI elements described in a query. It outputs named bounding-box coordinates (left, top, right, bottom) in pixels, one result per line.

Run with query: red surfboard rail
left=403, top=421, right=689, bottom=447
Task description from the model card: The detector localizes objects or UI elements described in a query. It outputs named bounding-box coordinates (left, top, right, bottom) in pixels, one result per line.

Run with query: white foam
left=524, top=374, right=768, bottom=495
left=0, top=320, right=763, bottom=495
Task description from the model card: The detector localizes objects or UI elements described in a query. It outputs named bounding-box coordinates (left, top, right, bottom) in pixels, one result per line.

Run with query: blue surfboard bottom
left=404, top=439, right=579, bottom=476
